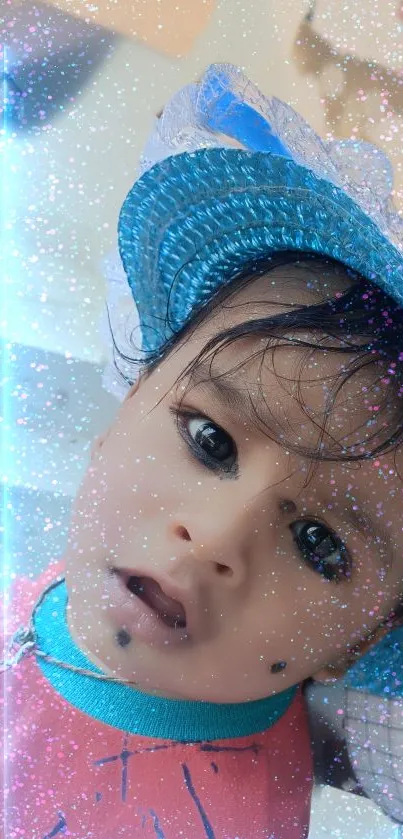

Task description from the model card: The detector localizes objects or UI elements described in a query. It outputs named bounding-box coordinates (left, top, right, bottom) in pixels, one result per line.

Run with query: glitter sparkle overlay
left=2, top=2, right=403, bottom=837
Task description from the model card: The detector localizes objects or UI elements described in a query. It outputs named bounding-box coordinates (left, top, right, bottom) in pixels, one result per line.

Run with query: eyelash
left=170, top=406, right=352, bottom=583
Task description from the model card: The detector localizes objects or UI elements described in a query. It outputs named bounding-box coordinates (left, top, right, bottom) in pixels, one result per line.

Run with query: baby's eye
left=290, top=520, right=351, bottom=582
left=173, top=409, right=238, bottom=475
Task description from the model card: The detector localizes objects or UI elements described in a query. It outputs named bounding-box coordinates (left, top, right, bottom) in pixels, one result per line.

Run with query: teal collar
left=34, top=579, right=297, bottom=741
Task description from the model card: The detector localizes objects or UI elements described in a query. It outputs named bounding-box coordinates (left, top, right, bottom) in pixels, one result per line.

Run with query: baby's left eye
left=290, top=520, right=351, bottom=582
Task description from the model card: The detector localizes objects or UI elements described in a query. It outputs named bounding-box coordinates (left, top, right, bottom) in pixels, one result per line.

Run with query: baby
left=2, top=64, right=403, bottom=838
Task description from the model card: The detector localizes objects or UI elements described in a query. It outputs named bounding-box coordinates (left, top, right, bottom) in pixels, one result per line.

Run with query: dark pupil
left=196, top=422, right=232, bottom=461
left=303, top=523, right=338, bottom=560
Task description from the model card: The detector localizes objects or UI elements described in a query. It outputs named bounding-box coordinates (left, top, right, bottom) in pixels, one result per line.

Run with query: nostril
left=216, top=563, right=232, bottom=576
left=176, top=525, right=191, bottom=542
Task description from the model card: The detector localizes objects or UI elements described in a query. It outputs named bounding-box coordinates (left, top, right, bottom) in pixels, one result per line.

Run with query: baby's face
left=65, top=266, right=403, bottom=702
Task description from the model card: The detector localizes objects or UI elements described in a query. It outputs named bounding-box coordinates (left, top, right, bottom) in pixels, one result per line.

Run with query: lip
left=104, top=567, right=198, bottom=648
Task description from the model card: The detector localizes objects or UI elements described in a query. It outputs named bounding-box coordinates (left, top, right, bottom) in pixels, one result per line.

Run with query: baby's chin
left=66, top=598, right=293, bottom=704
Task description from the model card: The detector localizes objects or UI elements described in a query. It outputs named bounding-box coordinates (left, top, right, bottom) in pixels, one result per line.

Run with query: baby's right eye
left=170, top=407, right=238, bottom=476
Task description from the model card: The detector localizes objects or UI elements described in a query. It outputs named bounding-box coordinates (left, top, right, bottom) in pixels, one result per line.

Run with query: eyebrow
left=186, top=362, right=396, bottom=573
left=187, top=361, right=262, bottom=427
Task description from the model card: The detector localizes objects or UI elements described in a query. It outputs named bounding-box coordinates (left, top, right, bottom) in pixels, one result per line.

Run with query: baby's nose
left=167, top=517, right=247, bottom=585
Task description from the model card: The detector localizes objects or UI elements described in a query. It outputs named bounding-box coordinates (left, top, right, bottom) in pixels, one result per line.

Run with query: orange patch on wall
left=31, top=0, right=215, bottom=57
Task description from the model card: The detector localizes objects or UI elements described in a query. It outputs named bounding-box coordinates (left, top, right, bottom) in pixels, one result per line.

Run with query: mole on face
left=270, top=661, right=287, bottom=674
left=116, top=629, right=132, bottom=648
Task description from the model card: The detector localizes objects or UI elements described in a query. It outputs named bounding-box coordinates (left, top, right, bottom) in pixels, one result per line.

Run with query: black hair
left=106, top=251, right=403, bottom=468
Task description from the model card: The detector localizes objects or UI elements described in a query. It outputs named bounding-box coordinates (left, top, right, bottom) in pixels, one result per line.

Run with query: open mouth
left=117, top=571, right=187, bottom=630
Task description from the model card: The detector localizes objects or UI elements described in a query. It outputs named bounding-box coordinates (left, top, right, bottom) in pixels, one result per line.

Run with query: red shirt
left=1, top=562, right=313, bottom=838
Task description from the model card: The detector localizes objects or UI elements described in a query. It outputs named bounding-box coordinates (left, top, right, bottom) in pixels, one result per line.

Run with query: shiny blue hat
left=117, top=63, right=403, bottom=358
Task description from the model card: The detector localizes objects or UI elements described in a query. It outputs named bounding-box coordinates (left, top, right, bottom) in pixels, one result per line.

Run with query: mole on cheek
left=270, top=661, right=287, bottom=674
left=116, top=629, right=132, bottom=648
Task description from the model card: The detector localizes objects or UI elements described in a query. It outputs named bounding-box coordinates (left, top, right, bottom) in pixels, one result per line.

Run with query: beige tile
left=292, top=10, right=403, bottom=208
left=313, top=0, right=403, bottom=72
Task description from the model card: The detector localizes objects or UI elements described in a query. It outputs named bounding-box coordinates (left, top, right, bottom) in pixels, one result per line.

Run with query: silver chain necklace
left=0, top=577, right=139, bottom=687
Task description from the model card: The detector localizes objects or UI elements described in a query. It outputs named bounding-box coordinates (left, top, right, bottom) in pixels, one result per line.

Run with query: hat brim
left=118, top=148, right=403, bottom=355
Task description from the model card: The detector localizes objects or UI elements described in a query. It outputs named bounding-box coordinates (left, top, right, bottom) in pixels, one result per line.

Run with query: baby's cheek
left=263, top=577, right=354, bottom=652
left=85, top=452, right=182, bottom=552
